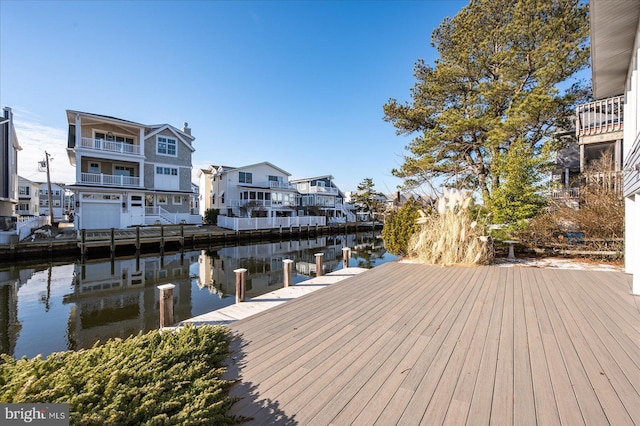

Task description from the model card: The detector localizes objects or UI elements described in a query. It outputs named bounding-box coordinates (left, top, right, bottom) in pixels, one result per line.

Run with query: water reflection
left=0, top=233, right=393, bottom=359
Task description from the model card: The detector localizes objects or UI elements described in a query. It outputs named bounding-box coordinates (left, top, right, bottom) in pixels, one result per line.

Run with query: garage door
left=82, top=203, right=120, bottom=229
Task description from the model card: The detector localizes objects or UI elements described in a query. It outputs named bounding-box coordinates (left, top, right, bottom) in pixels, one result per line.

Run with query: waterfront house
left=198, top=162, right=323, bottom=230
left=588, top=0, right=640, bottom=294
left=65, top=110, right=201, bottom=230
left=0, top=107, right=21, bottom=220
left=38, top=181, right=67, bottom=221
left=16, top=177, right=40, bottom=217
left=290, top=175, right=354, bottom=223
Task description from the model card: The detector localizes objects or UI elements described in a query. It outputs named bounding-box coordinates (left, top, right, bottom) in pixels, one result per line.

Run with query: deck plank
left=224, top=262, right=640, bottom=425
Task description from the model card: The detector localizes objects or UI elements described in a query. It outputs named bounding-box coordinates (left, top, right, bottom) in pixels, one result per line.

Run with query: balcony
left=79, top=137, right=141, bottom=156
left=269, top=181, right=297, bottom=190
left=305, top=186, right=339, bottom=195
left=576, top=95, right=624, bottom=137
left=229, top=199, right=297, bottom=208
left=80, top=172, right=140, bottom=187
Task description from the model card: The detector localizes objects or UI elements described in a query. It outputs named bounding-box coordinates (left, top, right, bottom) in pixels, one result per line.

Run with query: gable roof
left=228, top=161, right=291, bottom=176
left=145, top=124, right=195, bottom=152
left=290, top=175, right=335, bottom=183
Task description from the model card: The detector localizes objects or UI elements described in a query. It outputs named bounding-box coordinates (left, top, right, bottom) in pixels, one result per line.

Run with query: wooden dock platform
left=181, top=267, right=368, bottom=325
left=223, top=262, right=640, bottom=425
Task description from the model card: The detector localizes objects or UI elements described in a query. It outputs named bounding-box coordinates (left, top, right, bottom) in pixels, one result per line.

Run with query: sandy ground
left=401, top=256, right=624, bottom=272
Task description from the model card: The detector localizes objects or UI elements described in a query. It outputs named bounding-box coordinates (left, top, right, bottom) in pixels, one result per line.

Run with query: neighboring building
left=0, top=107, right=21, bottom=218
left=16, top=176, right=39, bottom=216
left=290, top=175, right=352, bottom=223
left=588, top=0, right=640, bottom=294
left=199, top=162, right=298, bottom=219
left=65, top=110, right=201, bottom=229
left=38, top=182, right=66, bottom=220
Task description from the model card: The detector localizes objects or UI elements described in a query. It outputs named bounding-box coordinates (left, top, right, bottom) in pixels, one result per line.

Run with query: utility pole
left=44, top=151, right=54, bottom=226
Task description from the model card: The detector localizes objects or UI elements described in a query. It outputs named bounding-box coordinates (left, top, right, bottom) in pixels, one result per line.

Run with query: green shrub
left=382, top=199, right=421, bottom=255
left=0, top=325, right=236, bottom=425
left=203, top=208, right=220, bottom=225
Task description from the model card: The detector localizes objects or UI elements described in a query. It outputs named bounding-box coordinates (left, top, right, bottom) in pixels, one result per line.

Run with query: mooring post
left=283, top=259, right=294, bottom=287
left=234, top=268, right=247, bottom=303
left=110, top=227, right=115, bottom=255
left=160, top=224, right=164, bottom=251
left=342, top=247, right=351, bottom=269
left=315, top=253, right=324, bottom=277
left=157, top=283, right=175, bottom=328
left=80, top=228, right=86, bottom=257
left=135, top=225, right=140, bottom=251
left=180, top=223, right=185, bottom=249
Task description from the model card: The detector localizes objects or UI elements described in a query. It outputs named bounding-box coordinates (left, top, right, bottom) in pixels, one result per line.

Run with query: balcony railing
left=80, top=172, right=140, bottom=187
left=80, top=137, right=141, bottom=155
left=305, top=186, right=339, bottom=195
left=229, top=199, right=297, bottom=208
left=269, top=181, right=297, bottom=190
left=576, top=95, right=624, bottom=137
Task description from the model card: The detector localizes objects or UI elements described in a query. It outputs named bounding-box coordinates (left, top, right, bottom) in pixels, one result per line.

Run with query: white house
left=199, top=162, right=298, bottom=219
left=589, top=1, right=640, bottom=294
left=66, top=110, right=201, bottom=230
left=38, top=182, right=66, bottom=220
left=290, top=175, right=354, bottom=223
left=16, top=176, right=39, bottom=216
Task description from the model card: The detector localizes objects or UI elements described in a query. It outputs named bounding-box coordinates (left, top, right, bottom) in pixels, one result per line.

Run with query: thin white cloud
left=13, top=116, right=75, bottom=184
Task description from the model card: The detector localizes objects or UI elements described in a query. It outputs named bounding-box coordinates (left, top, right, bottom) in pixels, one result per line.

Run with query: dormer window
left=157, top=136, right=177, bottom=156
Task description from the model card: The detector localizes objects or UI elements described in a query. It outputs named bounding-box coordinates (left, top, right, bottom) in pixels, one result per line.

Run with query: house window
left=268, top=175, right=283, bottom=184
left=157, top=136, right=177, bottom=156
left=156, top=166, right=178, bottom=175
left=19, top=186, right=29, bottom=196
left=239, top=172, right=252, bottom=184
left=114, top=165, right=134, bottom=176
left=173, top=195, right=182, bottom=205
left=158, top=195, right=167, bottom=205
left=89, top=162, right=100, bottom=173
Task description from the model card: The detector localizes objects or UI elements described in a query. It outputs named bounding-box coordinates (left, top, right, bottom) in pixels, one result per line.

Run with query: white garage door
left=82, top=203, right=120, bottom=229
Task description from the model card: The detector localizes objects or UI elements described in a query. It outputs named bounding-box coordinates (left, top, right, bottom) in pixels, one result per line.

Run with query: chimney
left=181, top=122, right=191, bottom=136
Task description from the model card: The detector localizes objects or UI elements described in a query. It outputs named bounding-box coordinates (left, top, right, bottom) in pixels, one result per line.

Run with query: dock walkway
left=181, top=267, right=368, bottom=325
left=223, top=261, right=640, bottom=425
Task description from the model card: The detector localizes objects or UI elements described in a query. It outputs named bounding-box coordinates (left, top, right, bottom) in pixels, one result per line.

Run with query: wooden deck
left=224, top=262, right=640, bottom=425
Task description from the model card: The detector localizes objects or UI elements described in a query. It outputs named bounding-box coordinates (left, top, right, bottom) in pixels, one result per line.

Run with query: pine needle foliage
left=409, top=189, right=493, bottom=265
left=382, top=198, right=422, bottom=255
left=0, top=325, right=236, bottom=425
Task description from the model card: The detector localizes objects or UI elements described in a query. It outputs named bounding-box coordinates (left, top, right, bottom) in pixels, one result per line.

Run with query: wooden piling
left=342, top=247, right=351, bottom=269
left=158, top=283, right=175, bottom=328
left=180, top=224, right=185, bottom=249
left=283, top=259, right=294, bottom=287
left=110, top=228, right=115, bottom=255
left=234, top=268, right=247, bottom=303
left=135, top=225, right=141, bottom=251
left=315, top=253, right=324, bottom=277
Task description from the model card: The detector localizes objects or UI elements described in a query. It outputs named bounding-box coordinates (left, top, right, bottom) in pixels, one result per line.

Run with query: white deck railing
left=80, top=173, right=140, bottom=187
left=80, top=137, right=141, bottom=155
left=17, top=215, right=50, bottom=241
left=576, top=95, right=624, bottom=137
left=217, top=215, right=326, bottom=231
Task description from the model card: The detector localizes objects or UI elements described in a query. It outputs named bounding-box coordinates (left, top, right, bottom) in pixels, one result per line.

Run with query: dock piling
left=342, top=247, right=351, bottom=269
left=315, top=253, right=324, bottom=277
left=110, top=228, right=115, bottom=255
left=283, top=259, right=294, bottom=287
left=158, top=283, right=175, bottom=328
left=234, top=268, right=247, bottom=303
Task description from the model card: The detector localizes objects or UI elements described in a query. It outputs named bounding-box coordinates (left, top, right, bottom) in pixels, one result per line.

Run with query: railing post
left=283, top=259, right=294, bottom=287
left=315, top=253, right=324, bottom=277
left=157, top=283, right=175, bottom=328
left=342, top=247, right=351, bottom=269
left=234, top=268, right=247, bottom=303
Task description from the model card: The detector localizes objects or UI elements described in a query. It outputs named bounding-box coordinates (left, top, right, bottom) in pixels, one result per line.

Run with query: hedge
left=0, top=325, right=236, bottom=425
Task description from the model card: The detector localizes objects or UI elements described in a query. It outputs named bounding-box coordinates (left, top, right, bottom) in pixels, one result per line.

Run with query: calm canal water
left=0, top=232, right=396, bottom=359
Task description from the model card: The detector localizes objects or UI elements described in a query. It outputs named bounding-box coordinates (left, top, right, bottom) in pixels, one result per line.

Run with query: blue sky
left=1, top=0, right=467, bottom=194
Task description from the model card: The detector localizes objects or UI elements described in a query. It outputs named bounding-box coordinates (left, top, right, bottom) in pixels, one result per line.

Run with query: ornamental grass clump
left=409, top=189, right=492, bottom=266
left=0, top=324, right=236, bottom=425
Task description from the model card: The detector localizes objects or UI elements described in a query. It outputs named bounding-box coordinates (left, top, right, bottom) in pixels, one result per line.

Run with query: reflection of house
left=38, top=182, right=66, bottom=220
left=290, top=175, right=353, bottom=223
left=199, top=162, right=298, bottom=219
left=65, top=110, right=201, bottom=229
left=64, top=252, right=198, bottom=349
left=16, top=176, right=40, bottom=216
left=0, top=107, right=21, bottom=218
left=588, top=1, right=639, bottom=294
left=0, top=269, right=22, bottom=356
